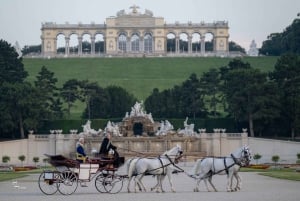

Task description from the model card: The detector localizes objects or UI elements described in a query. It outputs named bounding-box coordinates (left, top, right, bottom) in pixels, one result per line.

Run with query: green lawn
left=241, top=167, right=300, bottom=181
left=23, top=56, right=278, bottom=118
left=23, top=57, right=278, bottom=101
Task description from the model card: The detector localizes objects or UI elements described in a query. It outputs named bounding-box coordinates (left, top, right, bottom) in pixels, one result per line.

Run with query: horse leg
left=207, top=176, right=217, bottom=192
left=166, top=171, right=175, bottom=193
left=151, top=175, right=161, bottom=192
left=226, top=173, right=234, bottom=192
left=127, top=176, right=132, bottom=193
left=194, top=178, right=201, bottom=192
left=233, top=172, right=242, bottom=191
left=135, top=174, right=146, bottom=192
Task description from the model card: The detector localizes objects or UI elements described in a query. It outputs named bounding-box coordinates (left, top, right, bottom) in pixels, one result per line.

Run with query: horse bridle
left=231, top=147, right=251, bottom=167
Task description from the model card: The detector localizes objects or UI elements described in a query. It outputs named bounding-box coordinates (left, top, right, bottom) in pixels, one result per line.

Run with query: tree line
left=1, top=39, right=300, bottom=140
left=260, top=18, right=300, bottom=55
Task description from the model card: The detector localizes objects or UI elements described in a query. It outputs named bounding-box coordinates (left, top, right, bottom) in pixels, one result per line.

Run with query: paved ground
left=1, top=165, right=300, bottom=201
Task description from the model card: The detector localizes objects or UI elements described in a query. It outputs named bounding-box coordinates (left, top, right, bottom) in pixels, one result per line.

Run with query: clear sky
left=0, top=0, right=299, bottom=50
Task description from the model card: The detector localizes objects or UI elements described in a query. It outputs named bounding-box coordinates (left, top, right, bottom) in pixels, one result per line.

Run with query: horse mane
left=161, top=145, right=180, bottom=156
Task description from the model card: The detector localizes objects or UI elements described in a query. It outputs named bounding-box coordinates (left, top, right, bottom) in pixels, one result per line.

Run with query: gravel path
left=1, top=165, right=299, bottom=201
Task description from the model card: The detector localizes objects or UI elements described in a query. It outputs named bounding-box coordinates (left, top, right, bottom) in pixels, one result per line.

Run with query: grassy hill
left=23, top=56, right=278, bottom=118
left=23, top=56, right=278, bottom=101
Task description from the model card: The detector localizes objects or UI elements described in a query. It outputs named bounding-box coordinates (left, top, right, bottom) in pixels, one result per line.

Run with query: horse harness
left=138, top=154, right=184, bottom=176
left=211, top=154, right=243, bottom=176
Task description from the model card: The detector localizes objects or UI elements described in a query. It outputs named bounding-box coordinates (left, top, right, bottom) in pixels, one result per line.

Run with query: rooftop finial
left=130, top=4, right=140, bottom=13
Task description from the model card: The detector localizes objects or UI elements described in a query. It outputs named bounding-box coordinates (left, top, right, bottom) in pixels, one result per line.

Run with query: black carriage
left=38, top=154, right=125, bottom=195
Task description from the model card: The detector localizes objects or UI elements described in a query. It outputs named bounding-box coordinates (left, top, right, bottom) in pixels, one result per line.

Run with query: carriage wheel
left=38, top=171, right=59, bottom=195
left=95, top=173, right=107, bottom=193
left=57, top=170, right=78, bottom=195
left=103, top=174, right=123, bottom=194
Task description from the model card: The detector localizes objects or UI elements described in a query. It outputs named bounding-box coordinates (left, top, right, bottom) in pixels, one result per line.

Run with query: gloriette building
left=41, top=5, right=229, bottom=57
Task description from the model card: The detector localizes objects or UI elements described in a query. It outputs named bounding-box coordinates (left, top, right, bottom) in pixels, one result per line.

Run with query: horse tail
left=187, top=158, right=203, bottom=177
left=127, top=157, right=139, bottom=178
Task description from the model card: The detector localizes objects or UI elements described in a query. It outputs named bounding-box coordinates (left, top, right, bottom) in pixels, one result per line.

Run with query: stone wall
left=2, top=134, right=299, bottom=166
left=0, top=132, right=251, bottom=165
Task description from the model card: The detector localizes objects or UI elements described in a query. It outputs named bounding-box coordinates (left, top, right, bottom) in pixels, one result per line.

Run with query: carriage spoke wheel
left=103, top=174, right=123, bottom=194
left=38, top=171, right=59, bottom=195
left=57, top=170, right=78, bottom=195
left=95, top=173, right=107, bottom=193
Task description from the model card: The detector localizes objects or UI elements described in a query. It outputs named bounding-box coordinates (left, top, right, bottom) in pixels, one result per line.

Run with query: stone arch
left=95, top=33, right=105, bottom=54
left=144, top=33, right=153, bottom=53
left=82, top=33, right=92, bottom=54
left=192, top=32, right=201, bottom=53
left=69, top=33, right=79, bottom=54
left=204, top=32, right=214, bottom=52
left=166, top=32, right=176, bottom=52
left=56, top=33, right=66, bottom=54
left=131, top=33, right=140, bottom=52
left=118, top=33, right=127, bottom=52
left=179, top=32, right=188, bottom=53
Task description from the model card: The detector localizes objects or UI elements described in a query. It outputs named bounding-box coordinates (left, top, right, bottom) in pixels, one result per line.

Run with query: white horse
left=188, top=145, right=251, bottom=192
left=127, top=145, right=183, bottom=193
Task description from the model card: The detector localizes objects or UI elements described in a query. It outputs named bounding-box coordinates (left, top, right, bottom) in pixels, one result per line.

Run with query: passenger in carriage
left=99, top=132, right=120, bottom=167
left=76, top=137, right=89, bottom=187
left=99, top=132, right=117, bottom=156
left=76, top=137, right=88, bottom=163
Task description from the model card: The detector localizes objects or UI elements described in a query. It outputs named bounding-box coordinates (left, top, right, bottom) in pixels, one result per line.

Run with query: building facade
left=41, top=6, right=229, bottom=57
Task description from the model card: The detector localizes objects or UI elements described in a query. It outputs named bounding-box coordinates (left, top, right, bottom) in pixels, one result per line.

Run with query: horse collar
left=231, top=154, right=242, bottom=166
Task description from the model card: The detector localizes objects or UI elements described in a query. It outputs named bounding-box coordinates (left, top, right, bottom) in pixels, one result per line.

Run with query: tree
left=260, top=18, right=300, bottom=55
left=296, top=153, right=300, bottom=164
left=200, top=68, right=222, bottom=117
left=18, top=155, right=26, bottom=167
left=0, top=39, right=28, bottom=85
left=180, top=73, right=206, bottom=119
left=105, top=86, right=137, bottom=118
left=221, top=60, right=279, bottom=137
left=0, top=82, right=42, bottom=138
left=61, top=79, right=82, bottom=117
left=21, top=45, right=41, bottom=55
left=2, top=155, right=10, bottom=164
left=80, top=81, right=107, bottom=119
left=34, top=66, right=62, bottom=120
left=43, top=158, right=49, bottom=167
left=271, top=155, right=280, bottom=166
left=253, top=153, right=262, bottom=164
left=229, top=41, right=246, bottom=53
left=270, top=54, right=300, bottom=139
left=32, top=157, right=39, bottom=167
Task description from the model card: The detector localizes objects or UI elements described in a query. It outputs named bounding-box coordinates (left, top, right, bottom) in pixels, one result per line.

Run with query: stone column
left=175, top=36, right=179, bottom=54
left=65, top=37, right=70, bottom=56
left=188, top=35, right=192, bottom=54
left=164, top=36, right=167, bottom=53
left=78, top=36, right=82, bottom=55
left=53, top=38, right=57, bottom=56
left=103, top=37, right=106, bottom=54
left=126, top=37, right=130, bottom=52
left=41, top=36, right=45, bottom=55
left=91, top=36, right=95, bottom=55
left=139, top=36, right=143, bottom=53
left=152, top=37, right=155, bottom=53
left=200, top=36, right=205, bottom=55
